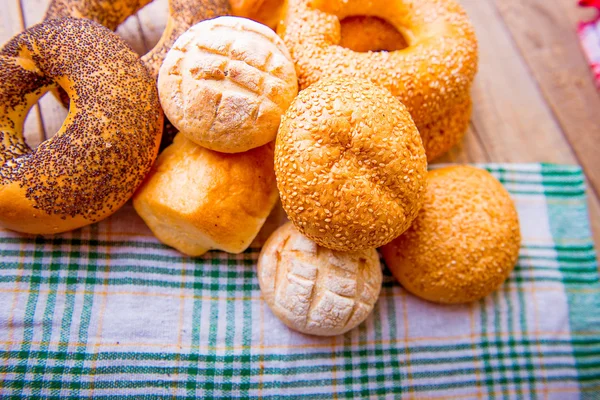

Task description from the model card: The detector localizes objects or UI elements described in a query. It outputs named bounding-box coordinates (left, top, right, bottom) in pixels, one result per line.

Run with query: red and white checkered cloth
left=578, top=0, right=600, bottom=87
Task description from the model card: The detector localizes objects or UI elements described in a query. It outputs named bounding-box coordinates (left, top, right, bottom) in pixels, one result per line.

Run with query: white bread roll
left=158, top=16, right=298, bottom=153
left=133, top=134, right=279, bottom=256
left=257, top=222, right=382, bottom=336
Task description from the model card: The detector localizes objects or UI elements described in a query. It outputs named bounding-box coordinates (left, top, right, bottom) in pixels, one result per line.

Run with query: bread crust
left=275, top=77, right=427, bottom=251
left=133, top=134, right=279, bottom=256
left=279, top=0, right=479, bottom=161
left=0, top=18, right=163, bottom=234
left=381, top=166, right=521, bottom=304
left=158, top=16, right=298, bottom=153
left=257, top=222, right=382, bottom=336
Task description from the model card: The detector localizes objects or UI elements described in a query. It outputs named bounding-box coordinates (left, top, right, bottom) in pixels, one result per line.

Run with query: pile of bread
left=0, top=0, right=522, bottom=337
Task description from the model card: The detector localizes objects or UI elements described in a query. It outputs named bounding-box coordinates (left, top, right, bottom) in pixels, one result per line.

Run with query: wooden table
left=2, top=0, right=599, bottom=252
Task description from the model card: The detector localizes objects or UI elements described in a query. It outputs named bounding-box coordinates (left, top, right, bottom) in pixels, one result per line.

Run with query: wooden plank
left=433, top=123, right=491, bottom=164
left=493, top=0, right=600, bottom=196
left=461, top=0, right=600, bottom=251
left=461, top=0, right=577, bottom=163
left=482, top=0, right=600, bottom=250
left=135, top=0, right=169, bottom=53
left=116, top=15, right=151, bottom=55
left=2, top=0, right=45, bottom=148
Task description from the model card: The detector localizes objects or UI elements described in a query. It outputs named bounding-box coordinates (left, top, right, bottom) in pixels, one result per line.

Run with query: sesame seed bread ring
left=0, top=18, right=163, bottom=234
left=279, top=0, right=479, bottom=161
left=275, top=77, right=427, bottom=252
left=44, top=0, right=230, bottom=79
left=257, top=222, right=383, bottom=336
left=381, top=166, right=521, bottom=304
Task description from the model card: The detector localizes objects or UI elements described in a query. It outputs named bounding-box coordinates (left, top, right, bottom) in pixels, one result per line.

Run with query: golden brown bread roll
left=381, top=166, right=521, bottom=304
left=275, top=77, right=427, bottom=251
left=133, top=134, right=279, bottom=256
left=158, top=16, right=298, bottom=153
left=0, top=18, right=162, bottom=234
left=257, top=222, right=382, bottom=336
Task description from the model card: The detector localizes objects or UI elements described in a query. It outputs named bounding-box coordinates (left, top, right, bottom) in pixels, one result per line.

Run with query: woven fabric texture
left=0, top=163, right=599, bottom=399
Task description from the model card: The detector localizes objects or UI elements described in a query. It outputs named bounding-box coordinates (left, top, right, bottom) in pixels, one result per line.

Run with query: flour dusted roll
left=257, top=222, right=383, bottom=336
left=158, top=16, right=298, bottom=153
left=133, top=134, right=279, bottom=256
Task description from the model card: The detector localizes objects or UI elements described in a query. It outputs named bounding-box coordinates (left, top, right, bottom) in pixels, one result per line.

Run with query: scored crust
left=158, top=16, right=298, bottom=153
left=275, top=77, right=428, bottom=251
left=257, top=222, right=383, bottom=336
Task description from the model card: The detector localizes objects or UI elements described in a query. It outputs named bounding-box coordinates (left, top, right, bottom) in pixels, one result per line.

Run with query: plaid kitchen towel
left=0, top=163, right=599, bottom=399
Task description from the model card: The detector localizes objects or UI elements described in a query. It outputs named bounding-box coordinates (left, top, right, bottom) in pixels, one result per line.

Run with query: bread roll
left=158, top=16, right=298, bottom=153
left=275, top=77, right=428, bottom=251
left=258, top=223, right=382, bottom=336
left=133, top=134, right=279, bottom=256
left=381, top=166, right=521, bottom=304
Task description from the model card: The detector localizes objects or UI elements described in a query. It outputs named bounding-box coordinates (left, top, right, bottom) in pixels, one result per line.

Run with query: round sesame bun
left=278, top=0, right=478, bottom=161
left=381, top=166, right=521, bottom=304
left=257, top=222, right=382, bottom=336
left=0, top=18, right=162, bottom=234
left=275, top=77, right=428, bottom=252
left=158, top=16, right=298, bottom=153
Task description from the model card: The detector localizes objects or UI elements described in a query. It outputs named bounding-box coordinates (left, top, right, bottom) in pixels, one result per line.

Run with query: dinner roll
left=381, top=166, right=521, bottom=304
left=133, top=134, right=279, bottom=256
left=158, top=16, right=298, bottom=153
left=258, top=223, right=383, bottom=336
left=275, top=77, right=428, bottom=251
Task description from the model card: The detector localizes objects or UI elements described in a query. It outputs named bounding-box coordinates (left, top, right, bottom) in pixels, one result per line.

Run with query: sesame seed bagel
left=279, top=0, right=479, bottom=161
left=381, top=166, right=521, bottom=304
left=44, top=0, right=230, bottom=79
left=275, top=77, right=428, bottom=252
left=0, top=18, right=163, bottom=234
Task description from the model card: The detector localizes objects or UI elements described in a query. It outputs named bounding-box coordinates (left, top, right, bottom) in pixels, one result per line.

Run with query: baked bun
left=275, top=77, right=428, bottom=251
left=257, top=222, right=382, bottom=336
left=158, top=16, right=298, bottom=153
left=133, top=134, right=279, bottom=257
left=381, top=166, right=521, bottom=304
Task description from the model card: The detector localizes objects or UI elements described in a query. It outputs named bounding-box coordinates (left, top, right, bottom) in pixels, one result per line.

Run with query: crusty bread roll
left=258, top=223, right=382, bottom=336
left=275, top=77, right=428, bottom=251
left=381, top=166, right=521, bottom=304
left=133, top=134, right=279, bottom=257
left=158, top=16, right=298, bottom=153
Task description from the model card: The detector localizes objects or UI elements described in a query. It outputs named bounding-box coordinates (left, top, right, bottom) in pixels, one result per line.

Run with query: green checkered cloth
left=0, top=163, right=599, bottom=399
